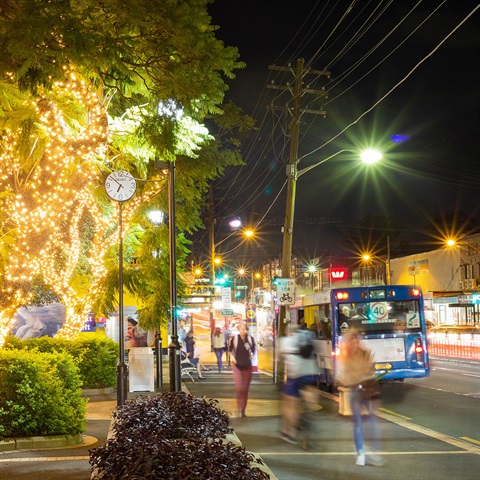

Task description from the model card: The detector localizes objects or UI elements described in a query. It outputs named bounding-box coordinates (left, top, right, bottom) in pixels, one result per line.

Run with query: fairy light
left=0, top=71, right=168, bottom=347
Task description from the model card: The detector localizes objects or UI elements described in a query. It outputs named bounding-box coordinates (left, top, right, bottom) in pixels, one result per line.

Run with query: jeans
left=214, top=348, right=224, bottom=371
left=350, top=386, right=382, bottom=455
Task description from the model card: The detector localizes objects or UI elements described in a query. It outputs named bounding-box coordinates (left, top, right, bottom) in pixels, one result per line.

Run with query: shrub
left=90, top=392, right=269, bottom=480
left=112, top=392, right=233, bottom=439
left=3, top=334, right=117, bottom=389
left=0, top=349, right=86, bottom=438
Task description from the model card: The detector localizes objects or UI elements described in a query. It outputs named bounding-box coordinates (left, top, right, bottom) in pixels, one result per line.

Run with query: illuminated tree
left=0, top=0, right=254, bottom=344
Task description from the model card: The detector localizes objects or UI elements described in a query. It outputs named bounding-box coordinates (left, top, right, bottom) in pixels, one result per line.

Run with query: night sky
left=200, top=1, right=480, bottom=266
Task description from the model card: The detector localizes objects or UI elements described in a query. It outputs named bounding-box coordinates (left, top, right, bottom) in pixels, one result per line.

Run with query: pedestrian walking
left=212, top=326, right=226, bottom=372
left=278, top=324, right=319, bottom=445
left=336, top=331, right=384, bottom=466
left=229, top=321, right=255, bottom=418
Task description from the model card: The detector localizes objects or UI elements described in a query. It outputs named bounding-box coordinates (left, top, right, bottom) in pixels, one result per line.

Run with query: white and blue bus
left=290, top=285, right=430, bottom=386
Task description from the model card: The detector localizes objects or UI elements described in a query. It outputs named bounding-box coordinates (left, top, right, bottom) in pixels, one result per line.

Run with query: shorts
left=282, top=375, right=318, bottom=398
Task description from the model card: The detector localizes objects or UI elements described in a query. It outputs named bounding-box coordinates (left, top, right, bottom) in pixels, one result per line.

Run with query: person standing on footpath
left=212, top=326, right=226, bottom=372
left=229, top=321, right=256, bottom=418
left=336, top=331, right=384, bottom=467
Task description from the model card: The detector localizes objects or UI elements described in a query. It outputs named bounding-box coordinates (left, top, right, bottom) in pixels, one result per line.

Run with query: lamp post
left=148, top=210, right=165, bottom=390
left=279, top=148, right=383, bottom=340
left=362, top=252, right=391, bottom=285
left=167, top=160, right=181, bottom=392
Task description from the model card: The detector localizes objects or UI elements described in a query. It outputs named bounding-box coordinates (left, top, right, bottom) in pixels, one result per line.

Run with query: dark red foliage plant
left=89, top=392, right=270, bottom=479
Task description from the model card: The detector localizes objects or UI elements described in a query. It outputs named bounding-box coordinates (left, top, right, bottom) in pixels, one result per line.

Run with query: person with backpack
left=229, top=321, right=256, bottom=418
left=278, top=323, right=319, bottom=444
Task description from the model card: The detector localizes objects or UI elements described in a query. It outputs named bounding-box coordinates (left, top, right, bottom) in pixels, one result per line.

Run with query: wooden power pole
left=267, top=58, right=330, bottom=348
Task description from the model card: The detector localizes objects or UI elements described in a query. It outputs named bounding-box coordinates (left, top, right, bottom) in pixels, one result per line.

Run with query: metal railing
left=427, top=333, right=480, bottom=360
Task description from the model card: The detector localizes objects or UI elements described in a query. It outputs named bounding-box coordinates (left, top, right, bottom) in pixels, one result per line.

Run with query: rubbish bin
left=128, top=347, right=154, bottom=392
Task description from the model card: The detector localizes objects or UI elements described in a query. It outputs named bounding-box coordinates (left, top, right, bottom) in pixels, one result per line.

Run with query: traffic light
left=215, top=273, right=230, bottom=286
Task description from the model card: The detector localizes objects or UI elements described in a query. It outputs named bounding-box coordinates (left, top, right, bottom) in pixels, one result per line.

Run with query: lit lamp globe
left=148, top=210, right=165, bottom=227
left=360, top=149, right=383, bottom=165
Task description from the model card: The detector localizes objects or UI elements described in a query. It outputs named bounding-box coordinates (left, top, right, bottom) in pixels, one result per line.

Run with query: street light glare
left=446, top=239, right=456, bottom=247
left=244, top=229, right=254, bottom=238
left=362, top=254, right=371, bottom=261
left=148, top=210, right=165, bottom=226
left=360, top=149, right=382, bottom=165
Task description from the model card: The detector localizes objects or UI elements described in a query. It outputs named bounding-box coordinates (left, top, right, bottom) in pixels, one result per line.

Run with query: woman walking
left=229, top=321, right=256, bottom=418
left=336, top=331, right=384, bottom=466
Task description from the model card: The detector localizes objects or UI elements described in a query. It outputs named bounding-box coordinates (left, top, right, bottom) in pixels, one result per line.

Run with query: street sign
left=221, top=287, right=232, bottom=309
left=221, top=309, right=234, bottom=316
left=276, top=278, right=295, bottom=305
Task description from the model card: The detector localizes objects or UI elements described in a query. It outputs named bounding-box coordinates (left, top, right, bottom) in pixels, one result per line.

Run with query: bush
left=0, top=349, right=86, bottom=438
left=3, top=334, right=117, bottom=389
left=90, top=392, right=269, bottom=480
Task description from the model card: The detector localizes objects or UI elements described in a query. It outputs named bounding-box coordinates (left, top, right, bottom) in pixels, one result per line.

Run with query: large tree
left=0, top=0, right=252, bottom=343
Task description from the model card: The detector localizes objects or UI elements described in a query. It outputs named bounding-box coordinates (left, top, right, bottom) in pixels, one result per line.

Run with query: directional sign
left=276, top=278, right=295, bottom=305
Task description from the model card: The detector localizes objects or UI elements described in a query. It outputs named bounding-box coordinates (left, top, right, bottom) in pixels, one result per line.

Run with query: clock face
left=105, top=170, right=137, bottom=202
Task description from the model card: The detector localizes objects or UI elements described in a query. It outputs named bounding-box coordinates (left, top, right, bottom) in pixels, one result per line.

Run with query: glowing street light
left=361, top=252, right=391, bottom=285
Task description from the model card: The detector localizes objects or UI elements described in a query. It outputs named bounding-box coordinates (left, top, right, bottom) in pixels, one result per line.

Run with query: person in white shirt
left=278, top=324, right=319, bottom=444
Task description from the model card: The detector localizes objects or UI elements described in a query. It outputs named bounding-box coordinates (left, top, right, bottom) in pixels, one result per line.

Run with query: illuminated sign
left=330, top=268, right=346, bottom=280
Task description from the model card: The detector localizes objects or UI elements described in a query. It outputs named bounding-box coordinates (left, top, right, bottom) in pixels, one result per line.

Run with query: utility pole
left=268, top=58, right=330, bottom=344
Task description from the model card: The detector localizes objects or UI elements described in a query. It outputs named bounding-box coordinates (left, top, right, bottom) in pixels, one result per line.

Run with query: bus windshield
left=337, top=299, right=422, bottom=335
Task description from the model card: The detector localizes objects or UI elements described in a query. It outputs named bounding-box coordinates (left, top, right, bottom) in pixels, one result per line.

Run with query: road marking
left=0, top=456, right=90, bottom=462
left=377, top=411, right=480, bottom=455
left=318, top=391, right=480, bottom=455
left=258, top=451, right=474, bottom=456
left=462, top=373, right=480, bottom=378
left=460, top=437, right=480, bottom=446
left=378, top=407, right=411, bottom=420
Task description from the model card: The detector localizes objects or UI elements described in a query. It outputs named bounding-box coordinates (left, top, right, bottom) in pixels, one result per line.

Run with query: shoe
left=241, top=411, right=247, bottom=418
left=279, top=432, right=298, bottom=445
left=356, top=454, right=365, bottom=466
left=204, top=368, right=211, bottom=371
left=198, top=376, right=207, bottom=380
left=369, top=455, right=385, bottom=466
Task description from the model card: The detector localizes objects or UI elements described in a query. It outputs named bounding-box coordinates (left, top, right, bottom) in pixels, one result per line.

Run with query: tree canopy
left=0, top=0, right=253, bottom=343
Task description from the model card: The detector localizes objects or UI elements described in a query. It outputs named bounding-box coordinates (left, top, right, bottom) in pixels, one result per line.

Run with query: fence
left=427, top=333, right=480, bottom=361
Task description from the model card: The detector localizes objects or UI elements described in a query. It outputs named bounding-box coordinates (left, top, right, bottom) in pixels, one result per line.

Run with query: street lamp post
left=280, top=148, right=383, bottom=335
left=362, top=252, right=391, bottom=285
left=167, top=160, right=181, bottom=392
left=148, top=210, right=165, bottom=390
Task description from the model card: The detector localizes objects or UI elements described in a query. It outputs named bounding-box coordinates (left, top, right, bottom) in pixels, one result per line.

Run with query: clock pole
left=117, top=201, right=128, bottom=406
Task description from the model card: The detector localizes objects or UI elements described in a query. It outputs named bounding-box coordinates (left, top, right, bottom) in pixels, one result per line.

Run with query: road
left=188, top=314, right=480, bottom=479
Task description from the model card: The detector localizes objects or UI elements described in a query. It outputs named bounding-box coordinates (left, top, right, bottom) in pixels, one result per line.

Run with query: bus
left=290, top=285, right=430, bottom=386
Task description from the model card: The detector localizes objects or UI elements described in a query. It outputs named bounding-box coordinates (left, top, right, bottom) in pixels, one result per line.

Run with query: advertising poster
left=11, top=303, right=66, bottom=339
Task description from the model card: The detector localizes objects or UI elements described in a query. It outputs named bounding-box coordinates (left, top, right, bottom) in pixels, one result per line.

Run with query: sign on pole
left=276, top=278, right=295, bottom=305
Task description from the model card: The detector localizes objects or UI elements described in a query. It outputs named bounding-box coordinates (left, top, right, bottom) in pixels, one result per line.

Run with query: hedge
left=3, top=334, right=117, bottom=389
left=0, top=349, right=86, bottom=438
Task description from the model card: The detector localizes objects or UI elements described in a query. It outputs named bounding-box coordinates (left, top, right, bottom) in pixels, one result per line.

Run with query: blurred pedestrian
left=222, top=324, right=231, bottom=366
left=336, top=331, right=384, bottom=466
left=213, top=326, right=226, bottom=372
left=279, top=324, right=319, bottom=444
left=229, top=321, right=256, bottom=418
left=183, top=330, right=210, bottom=378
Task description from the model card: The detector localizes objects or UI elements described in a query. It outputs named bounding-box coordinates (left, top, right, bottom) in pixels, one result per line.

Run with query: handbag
left=359, top=379, right=381, bottom=400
